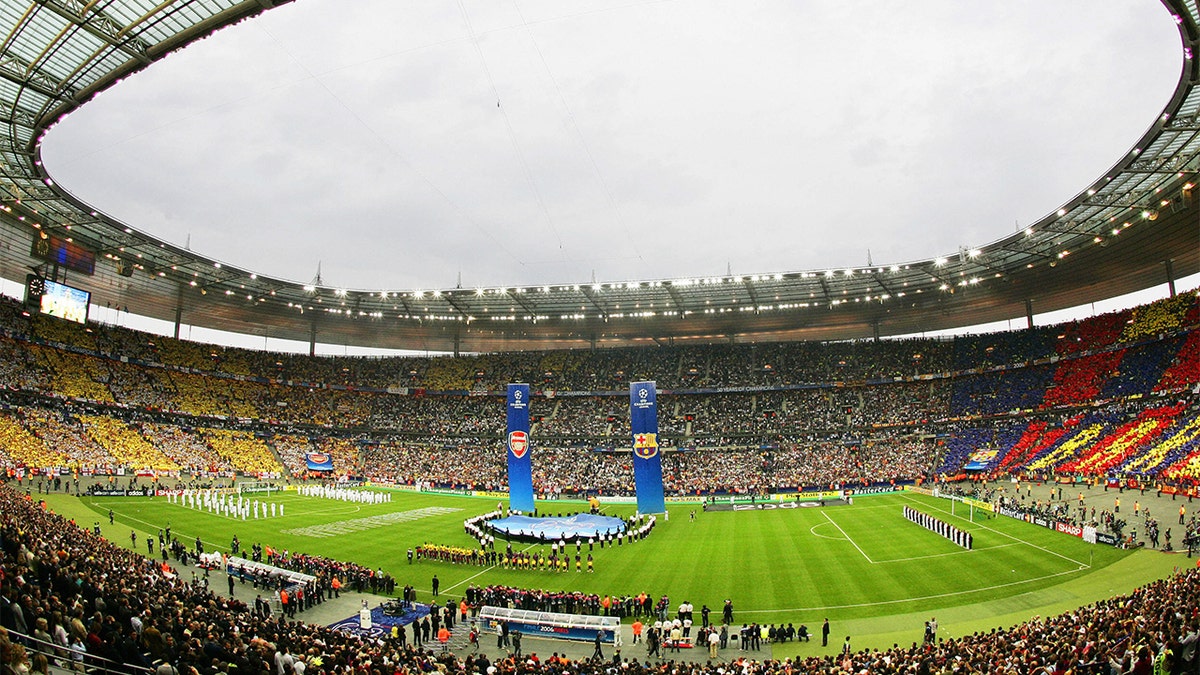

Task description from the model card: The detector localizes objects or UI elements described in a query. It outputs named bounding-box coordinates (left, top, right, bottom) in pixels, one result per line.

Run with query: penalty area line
left=900, top=494, right=1091, bottom=569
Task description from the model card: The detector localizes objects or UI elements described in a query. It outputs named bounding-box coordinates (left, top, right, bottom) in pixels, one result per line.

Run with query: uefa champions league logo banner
left=506, top=383, right=536, bottom=513
left=630, top=381, right=666, bottom=514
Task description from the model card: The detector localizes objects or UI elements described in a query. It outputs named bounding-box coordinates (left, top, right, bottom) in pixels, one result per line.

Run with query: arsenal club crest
left=508, top=430, right=529, bottom=459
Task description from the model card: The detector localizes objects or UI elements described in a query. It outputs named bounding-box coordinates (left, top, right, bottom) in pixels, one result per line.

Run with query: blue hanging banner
left=630, top=381, right=666, bottom=514
left=506, top=383, right=536, bottom=513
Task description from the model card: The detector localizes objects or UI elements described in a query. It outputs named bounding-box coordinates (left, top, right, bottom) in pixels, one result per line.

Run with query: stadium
left=0, top=1, right=1199, bottom=674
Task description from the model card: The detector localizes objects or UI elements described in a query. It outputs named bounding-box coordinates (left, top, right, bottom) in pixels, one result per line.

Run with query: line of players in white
left=903, top=504, right=973, bottom=549
left=165, top=489, right=283, bottom=520
left=298, top=484, right=391, bottom=504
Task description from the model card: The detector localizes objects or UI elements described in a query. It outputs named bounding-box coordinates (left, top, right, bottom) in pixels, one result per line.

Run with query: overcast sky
left=41, top=0, right=1182, bottom=296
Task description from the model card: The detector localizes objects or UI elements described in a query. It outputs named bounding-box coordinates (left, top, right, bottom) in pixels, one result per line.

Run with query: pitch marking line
left=819, top=511, right=874, bottom=563
left=813, top=511, right=1016, bottom=564
left=441, top=542, right=542, bottom=597
left=738, top=566, right=1087, bottom=615
left=91, top=507, right=228, bottom=553
left=871, top=542, right=1018, bottom=564
left=900, top=495, right=1091, bottom=568
left=808, top=522, right=846, bottom=541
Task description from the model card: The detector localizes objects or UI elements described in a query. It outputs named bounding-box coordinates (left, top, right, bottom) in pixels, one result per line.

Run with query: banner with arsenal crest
left=506, top=383, right=536, bottom=513
left=630, top=381, right=666, bottom=514
left=305, top=452, right=334, bottom=472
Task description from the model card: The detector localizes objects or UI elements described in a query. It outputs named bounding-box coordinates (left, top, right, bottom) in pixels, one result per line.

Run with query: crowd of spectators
left=467, top=585, right=656, bottom=618
left=199, top=429, right=283, bottom=477
left=1058, top=403, right=1187, bottom=476
left=0, top=395, right=1196, bottom=498
left=1056, top=309, right=1133, bottom=357
left=0, top=293, right=1196, bottom=488
left=1123, top=293, right=1196, bottom=342
left=2, top=483, right=1199, bottom=675
left=141, top=423, right=234, bottom=475
left=262, top=549, right=394, bottom=597
left=0, top=293, right=1195, bottom=394
left=80, top=414, right=179, bottom=471
left=4, top=390, right=1200, bottom=494
left=1041, top=351, right=1127, bottom=409
left=1159, top=331, right=1200, bottom=393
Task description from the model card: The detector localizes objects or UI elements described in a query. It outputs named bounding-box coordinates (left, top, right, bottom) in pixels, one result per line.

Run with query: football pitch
left=49, top=487, right=1181, bottom=654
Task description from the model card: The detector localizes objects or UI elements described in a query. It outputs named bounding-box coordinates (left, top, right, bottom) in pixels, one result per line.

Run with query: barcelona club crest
left=508, top=430, right=529, bottom=459
left=633, top=432, right=658, bottom=459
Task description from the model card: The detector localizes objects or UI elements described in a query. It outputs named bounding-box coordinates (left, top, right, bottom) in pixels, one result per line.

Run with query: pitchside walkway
left=973, top=479, right=1198, bottom=550
left=206, top=570, right=764, bottom=664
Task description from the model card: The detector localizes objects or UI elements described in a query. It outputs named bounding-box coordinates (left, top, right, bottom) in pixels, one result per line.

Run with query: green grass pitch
left=46, top=488, right=1182, bottom=655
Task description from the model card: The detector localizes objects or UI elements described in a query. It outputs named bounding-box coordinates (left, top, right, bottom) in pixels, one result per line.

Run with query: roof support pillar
left=1164, top=259, right=1177, bottom=298
left=173, top=285, right=184, bottom=339
left=309, top=319, right=318, bottom=357
left=1025, top=298, right=1034, bottom=330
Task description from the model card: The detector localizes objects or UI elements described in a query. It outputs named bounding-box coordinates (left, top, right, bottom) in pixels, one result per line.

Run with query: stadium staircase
left=266, top=440, right=294, bottom=479
left=443, top=617, right=480, bottom=653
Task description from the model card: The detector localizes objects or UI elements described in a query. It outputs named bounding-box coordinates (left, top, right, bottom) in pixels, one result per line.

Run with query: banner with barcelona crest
left=963, top=449, right=998, bottom=471
left=506, top=383, right=536, bottom=513
left=630, top=381, right=665, bottom=514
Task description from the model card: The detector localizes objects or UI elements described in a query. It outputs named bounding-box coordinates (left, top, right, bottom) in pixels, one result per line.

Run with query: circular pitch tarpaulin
left=486, top=513, right=626, bottom=541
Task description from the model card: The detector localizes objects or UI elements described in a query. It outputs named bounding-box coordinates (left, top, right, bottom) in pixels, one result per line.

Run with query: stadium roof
left=0, top=0, right=1197, bottom=354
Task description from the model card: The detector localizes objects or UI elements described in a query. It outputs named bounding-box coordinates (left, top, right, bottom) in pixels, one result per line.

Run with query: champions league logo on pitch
left=633, top=432, right=658, bottom=459
left=508, top=430, right=529, bottom=459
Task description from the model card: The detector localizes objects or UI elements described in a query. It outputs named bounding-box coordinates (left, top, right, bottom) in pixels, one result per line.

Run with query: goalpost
left=236, top=480, right=279, bottom=496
